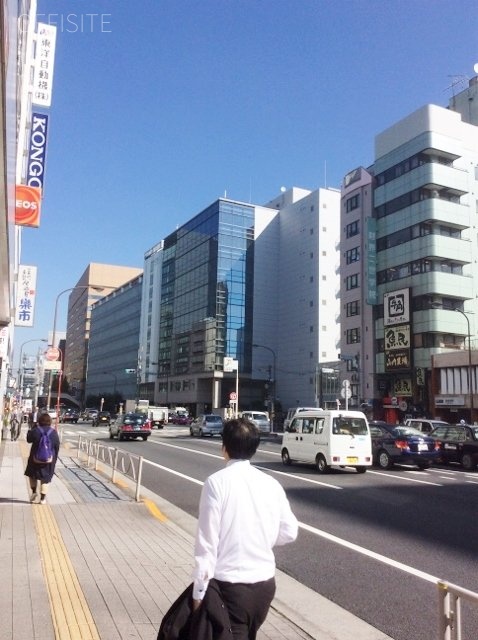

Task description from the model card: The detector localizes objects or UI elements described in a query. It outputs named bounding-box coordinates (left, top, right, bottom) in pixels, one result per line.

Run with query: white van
left=281, top=410, right=372, bottom=474
left=283, top=406, right=322, bottom=431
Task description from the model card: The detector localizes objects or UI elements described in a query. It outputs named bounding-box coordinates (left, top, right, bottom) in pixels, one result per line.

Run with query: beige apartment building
left=64, top=263, right=142, bottom=402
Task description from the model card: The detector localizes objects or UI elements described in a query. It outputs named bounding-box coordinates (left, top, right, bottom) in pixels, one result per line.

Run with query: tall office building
left=138, top=187, right=341, bottom=415
left=64, top=263, right=142, bottom=400
left=340, top=167, right=375, bottom=410
left=85, top=274, right=144, bottom=403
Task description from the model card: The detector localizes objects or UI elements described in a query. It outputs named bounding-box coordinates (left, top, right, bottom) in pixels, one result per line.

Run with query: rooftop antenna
left=445, top=74, right=469, bottom=110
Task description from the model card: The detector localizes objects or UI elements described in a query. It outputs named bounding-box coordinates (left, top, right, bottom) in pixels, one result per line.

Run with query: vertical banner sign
left=15, top=265, right=37, bottom=327
left=32, top=23, right=57, bottom=107
left=27, top=112, right=49, bottom=189
left=15, top=184, right=42, bottom=227
left=0, top=326, right=9, bottom=359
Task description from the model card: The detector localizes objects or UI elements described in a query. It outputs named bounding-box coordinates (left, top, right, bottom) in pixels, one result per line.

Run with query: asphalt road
left=61, top=423, right=478, bottom=640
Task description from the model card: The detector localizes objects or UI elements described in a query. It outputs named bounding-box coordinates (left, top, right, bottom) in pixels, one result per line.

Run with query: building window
left=375, top=149, right=453, bottom=187
left=346, top=328, right=360, bottom=344
left=346, top=300, right=360, bottom=316
left=346, top=247, right=360, bottom=264
left=346, top=194, right=360, bottom=212
left=346, top=220, right=359, bottom=238
left=345, top=274, right=359, bottom=290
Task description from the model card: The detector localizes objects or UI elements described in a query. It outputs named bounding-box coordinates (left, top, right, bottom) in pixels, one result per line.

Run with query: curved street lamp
left=47, top=284, right=116, bottom=409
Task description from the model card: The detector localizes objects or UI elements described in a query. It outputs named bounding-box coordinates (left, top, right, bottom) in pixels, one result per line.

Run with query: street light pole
left=253, top=343, right=276, bottom=431
left=455, top=308, right=474, bottom=424
left=46, top=284, right=115, bottom=409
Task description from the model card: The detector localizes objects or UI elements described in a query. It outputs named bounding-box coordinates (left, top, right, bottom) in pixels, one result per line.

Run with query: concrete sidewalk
left=0, top=428, right=393, bottom=640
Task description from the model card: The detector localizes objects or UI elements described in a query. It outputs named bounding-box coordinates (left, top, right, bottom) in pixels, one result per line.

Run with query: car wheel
left=355, top=466, right=367, bottom=473
left=190, top=428, right=194, bottom=437
left=378, top=450, right=393, bottom=469
left=417, top=461, right=431, bottom=470
left=109, top=430, right=114, bottom=440
left=142, top=436, right=148, bottom=441
left=199, top=429, right=204, bottom=438
left=281, top=449, right=292, bottom=466
left=118, top=433, right=124, bottom=441
left=316, top=454, right=330, bottom=474
left=461, top=453, right=476, bottom=471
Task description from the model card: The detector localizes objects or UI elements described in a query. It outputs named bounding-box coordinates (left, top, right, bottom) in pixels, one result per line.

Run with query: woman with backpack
left=24, top=412, right=60, bottom=505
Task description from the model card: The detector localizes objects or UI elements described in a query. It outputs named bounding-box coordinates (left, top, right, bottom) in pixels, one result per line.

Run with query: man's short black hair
left=222, top=418, right=260, bottom=460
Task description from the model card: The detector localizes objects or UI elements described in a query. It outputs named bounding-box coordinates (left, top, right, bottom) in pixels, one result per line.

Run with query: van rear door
left=330, top=415, right=372, bottom=467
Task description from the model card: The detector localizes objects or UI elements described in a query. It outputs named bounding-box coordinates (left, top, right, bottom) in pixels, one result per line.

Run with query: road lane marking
left=149, top=441, right=343, bottom=489
left=299, top=521, right=441, bottom=585
left=367, top=470, right=442, bottom=486
left=254, top=464, right=342, bottom=489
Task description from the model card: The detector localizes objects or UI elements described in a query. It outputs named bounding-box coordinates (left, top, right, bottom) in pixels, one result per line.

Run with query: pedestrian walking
left=10, top=412, right=20, bottom=441
left=24, top=413, right=60, bottom=504
left=192, top=417, right=298, bottom=639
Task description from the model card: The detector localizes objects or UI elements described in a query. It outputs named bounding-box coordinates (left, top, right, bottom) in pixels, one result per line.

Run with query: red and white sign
left=229, top=392, right=237, bottom=401
left=45, top=347, right=60, bottom=361
left=15, top=185, right=42, bottom=227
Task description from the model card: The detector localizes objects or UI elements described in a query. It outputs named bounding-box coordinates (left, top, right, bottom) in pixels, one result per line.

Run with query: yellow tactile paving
left=18, top=439, right=99, bottom=640
left=33, top=503, right=100, bottom=640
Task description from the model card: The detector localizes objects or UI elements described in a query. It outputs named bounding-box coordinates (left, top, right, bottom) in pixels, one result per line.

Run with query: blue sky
left=15, top=0, right=478, bottom=365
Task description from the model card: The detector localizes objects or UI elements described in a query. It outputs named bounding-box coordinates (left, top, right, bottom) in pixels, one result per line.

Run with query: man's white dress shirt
left=193, top=459, right=298, bottom=600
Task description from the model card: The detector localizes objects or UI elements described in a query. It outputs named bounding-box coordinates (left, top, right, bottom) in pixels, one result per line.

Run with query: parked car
left=60, top=409, right=79, bottom=424
left=403, top=418, right=449, bottom=434
left=240, top=411, right=271, bottom=434
left=369, top=422, right=441, bottom=469
left=109, top=413, right=151, bottom=441
left=190, top=414, right=224, bottom=437
left=429, top=423, right=478, bottom=470
left=173, top=414, right=192, bottom=425
left=92, top=411, right=111, bottom=427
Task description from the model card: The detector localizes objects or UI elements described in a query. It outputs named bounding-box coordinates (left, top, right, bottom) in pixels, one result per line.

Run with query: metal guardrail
left=72, top=435, right=478, bottom=638
left=76, top=435, right=144, bottom=502
left=438, top=580, right=478, bottom=640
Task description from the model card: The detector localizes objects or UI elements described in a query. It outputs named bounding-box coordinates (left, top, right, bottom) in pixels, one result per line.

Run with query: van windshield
left=332, top=417, right=368, bottom=436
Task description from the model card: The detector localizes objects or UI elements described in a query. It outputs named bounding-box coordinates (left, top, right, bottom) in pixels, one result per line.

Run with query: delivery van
left=281, top=410, right=372, bottom=474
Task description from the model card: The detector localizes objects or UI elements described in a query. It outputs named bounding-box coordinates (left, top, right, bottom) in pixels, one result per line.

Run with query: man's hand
left=192, top=598, right=202, bottom=612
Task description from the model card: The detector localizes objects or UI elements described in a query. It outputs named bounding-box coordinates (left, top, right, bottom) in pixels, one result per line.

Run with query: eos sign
left=15, top=185, right=42, bottom=227
left=26, top=113, right=49, bottom=189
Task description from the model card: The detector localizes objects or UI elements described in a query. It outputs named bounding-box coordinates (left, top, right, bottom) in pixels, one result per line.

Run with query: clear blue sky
left=15, top=0, right=478, bottom=365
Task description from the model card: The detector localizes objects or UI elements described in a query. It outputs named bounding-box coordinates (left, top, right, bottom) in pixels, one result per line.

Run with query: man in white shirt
left=193, top=417, right=298, bottom=639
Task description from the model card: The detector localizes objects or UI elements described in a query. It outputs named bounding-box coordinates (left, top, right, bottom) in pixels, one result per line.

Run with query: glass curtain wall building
left=157, top=199, right=254, bottom=411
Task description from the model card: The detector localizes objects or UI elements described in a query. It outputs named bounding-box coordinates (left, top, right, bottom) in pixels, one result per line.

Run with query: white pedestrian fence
left=438, top=580, right=478, bottom=640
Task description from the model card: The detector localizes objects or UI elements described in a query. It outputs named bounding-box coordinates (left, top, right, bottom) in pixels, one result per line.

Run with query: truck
left=147, top=406, right=169, bottom=429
